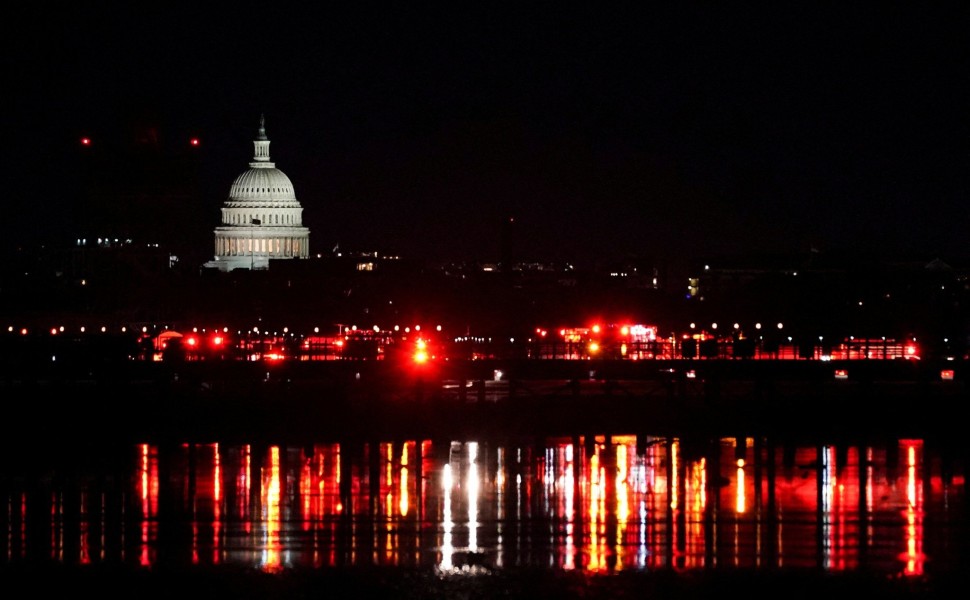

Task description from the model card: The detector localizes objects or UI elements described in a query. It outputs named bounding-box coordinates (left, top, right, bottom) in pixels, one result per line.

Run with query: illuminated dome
left=203, top=115, right=310, bottom=272
left=228, top=167, right=296, bottom=202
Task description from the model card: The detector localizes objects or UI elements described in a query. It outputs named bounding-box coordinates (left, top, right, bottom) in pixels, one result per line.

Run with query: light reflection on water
left=1, top=436, right=965, bottom=578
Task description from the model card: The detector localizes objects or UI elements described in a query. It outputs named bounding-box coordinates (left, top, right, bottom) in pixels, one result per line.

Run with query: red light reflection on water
left=261, top=446, right=283, bottom=572
left=138, top=443, right=158, bottom=567
left=213, top=444, right=222, bottom=563
left=901, top=440, right=925, bottom=576
left=189, top=444, right=223, bottom=566
left=0, top=435, right=959, bottom=577
left=587, top=446, right=607, bottom=571
left=78, top=491, right=91, bottom=565
left=50, top=490, right=61, bottom=561
left=10, top=493, right=27, bottom=560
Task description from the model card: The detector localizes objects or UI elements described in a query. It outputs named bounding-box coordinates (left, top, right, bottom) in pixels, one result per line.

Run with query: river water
left=1, top=354, right=968, bottom=597
left=1, top=428, right=966, bottom=597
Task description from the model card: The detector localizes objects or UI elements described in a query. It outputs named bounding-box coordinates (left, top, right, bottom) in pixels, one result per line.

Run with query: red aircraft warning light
left=413, top=338, right=430, bottom=364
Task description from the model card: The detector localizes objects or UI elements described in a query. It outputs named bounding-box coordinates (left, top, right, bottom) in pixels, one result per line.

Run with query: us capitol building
left=203, top=115, right=310, bottom=271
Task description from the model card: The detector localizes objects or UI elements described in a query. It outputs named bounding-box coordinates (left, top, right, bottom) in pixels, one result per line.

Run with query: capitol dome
left=228, top=167, right=296, bottom=202
left=203, top=115, right=310, bottom=272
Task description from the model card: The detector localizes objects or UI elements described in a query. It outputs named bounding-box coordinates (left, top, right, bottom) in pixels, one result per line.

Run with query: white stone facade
left=203, top=116, right=310, bottom=271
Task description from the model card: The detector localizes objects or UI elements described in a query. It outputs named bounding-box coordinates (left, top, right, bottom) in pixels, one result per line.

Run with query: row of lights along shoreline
left=4, top=318, right=936, bottom=364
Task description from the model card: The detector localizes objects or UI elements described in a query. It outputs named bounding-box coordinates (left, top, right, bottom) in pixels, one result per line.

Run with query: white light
left=442, top=463, right=453, bottom=490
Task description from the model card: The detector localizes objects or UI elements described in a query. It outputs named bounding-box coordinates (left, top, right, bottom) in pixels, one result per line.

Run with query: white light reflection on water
left=438, top=441, right=485, bottom=573
left=439, top=461, right=454, bottom=571
left=496, top=446, right=505, bottom=569
left=467, top=442, right=479, bottom=555
left=399, top=442, right=409, bottom=518
left=564, top=443, right=576, bottom=571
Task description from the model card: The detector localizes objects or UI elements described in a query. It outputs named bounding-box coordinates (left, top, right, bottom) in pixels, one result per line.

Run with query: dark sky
left=5, top=3, right=968, bottom=271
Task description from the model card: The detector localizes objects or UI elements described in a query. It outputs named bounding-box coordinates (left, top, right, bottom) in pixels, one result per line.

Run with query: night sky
left=5, top=3, right=968, bottom=273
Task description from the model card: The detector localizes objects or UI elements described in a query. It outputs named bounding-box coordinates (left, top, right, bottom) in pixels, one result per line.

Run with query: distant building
left=203, top=115, right=310, bottom=271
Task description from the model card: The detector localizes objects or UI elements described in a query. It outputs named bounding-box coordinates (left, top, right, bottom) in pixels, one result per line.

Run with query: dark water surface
left=1, top=429, right=967, bottom=598
left=2, top=357, right=968, bottom=598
